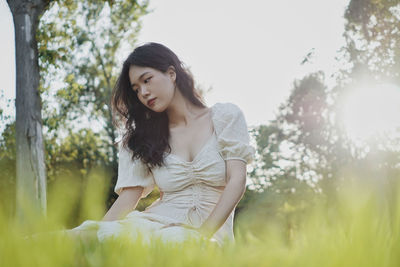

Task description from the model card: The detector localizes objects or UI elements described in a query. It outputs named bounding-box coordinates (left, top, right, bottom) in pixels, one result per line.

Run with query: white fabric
left=213, top=102, right=255, bottom=164
left=68, top=102, right=255, bottom=246
left=115, top=142, right=155, bottom=199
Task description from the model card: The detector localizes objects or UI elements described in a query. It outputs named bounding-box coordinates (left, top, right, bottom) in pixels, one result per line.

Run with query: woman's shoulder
left=211, top=102, right=247, bottom=134
left=211, top=102, right=243, bottom=119
left=210, top=102, right=255, bottom=163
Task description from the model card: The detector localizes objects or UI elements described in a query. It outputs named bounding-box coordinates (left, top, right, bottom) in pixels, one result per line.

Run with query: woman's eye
left=144, top=77, right=151, bottom=83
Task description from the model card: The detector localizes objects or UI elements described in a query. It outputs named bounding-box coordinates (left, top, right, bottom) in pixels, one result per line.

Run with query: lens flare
left=339, top=83, right=400, bottom=142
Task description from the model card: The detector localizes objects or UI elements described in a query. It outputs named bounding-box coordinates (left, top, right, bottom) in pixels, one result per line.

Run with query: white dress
left=67, top=102, right=255, bottom=247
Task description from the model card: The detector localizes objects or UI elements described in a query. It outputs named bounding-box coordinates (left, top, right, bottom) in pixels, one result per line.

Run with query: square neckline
left=164, top=104, right=217, bottom=164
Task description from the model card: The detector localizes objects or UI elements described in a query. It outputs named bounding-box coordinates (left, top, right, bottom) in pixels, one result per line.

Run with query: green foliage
left=0, top=121, right=16, bottom=219
left=37, top=0, right=150, bottom=133
left=244, top=1, right=400, bottom=231
left=45, top=128, right=111, bottom=181
left=35, top=0, right=152, bottom=212
left=0, top=90, right=16, bottom=218
left=343, top=0, right=400, bottom=81
left=249, top=72, right=338, bottom=195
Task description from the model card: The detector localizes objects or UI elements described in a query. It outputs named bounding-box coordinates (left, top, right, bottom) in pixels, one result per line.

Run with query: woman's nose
left=140, top=86, right=150, bottom=97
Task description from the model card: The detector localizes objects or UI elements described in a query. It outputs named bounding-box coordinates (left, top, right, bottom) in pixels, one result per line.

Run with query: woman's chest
left=152, top=136, right=227, bottom=192
left=167, top=111, right=215, bottom=163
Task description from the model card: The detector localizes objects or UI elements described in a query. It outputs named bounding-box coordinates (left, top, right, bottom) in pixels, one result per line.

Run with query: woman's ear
left=168, top=66, right=176, bottom=82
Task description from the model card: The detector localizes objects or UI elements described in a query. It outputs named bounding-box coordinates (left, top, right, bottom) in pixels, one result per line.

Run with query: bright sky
left=0, top=0, right=349, bottom=128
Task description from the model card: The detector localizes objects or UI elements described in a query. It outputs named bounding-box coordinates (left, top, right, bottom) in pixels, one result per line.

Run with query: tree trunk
left=7, top=0, right=49, bottom=224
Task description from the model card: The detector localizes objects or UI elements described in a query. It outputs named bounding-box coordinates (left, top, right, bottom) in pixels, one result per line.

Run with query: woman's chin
left=151, top=103, right=169, bottom=113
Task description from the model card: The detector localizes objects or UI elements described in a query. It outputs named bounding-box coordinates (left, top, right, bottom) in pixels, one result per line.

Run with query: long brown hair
left=111, top=42, right=205, bottom=169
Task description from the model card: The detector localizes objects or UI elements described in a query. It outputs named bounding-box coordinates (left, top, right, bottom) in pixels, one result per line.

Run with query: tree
left=337, top=0, right=400, bottom=211
left=3, top=0, right=152, bottom=225
left=342, top=0, right=400, bottom=83
left=7, top=0, right=51, bottom=223
left=249, top=0, right=400, bottom=198
left=239, top=72, right=335, bottom=242
left=249, top=72, right=343, bottom=192
left=240, top=1, right=400, bottom=239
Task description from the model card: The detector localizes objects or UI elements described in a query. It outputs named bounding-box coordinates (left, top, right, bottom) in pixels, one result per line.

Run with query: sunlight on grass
left=1, top=169, right=400, bottom=267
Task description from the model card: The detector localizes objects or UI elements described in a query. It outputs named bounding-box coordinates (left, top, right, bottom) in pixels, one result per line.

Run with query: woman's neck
left=166, top=90, right=207, bottom=128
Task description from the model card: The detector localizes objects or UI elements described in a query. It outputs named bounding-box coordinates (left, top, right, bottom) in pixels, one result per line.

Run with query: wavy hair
left=111, top=42, right=206, bottom=170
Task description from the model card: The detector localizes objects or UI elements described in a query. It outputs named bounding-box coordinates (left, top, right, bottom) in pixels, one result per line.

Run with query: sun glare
left=340, top=83, right=400, bottom=142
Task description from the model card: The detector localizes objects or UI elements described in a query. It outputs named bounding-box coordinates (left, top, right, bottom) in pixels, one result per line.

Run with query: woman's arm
left=198, top=159, right=247, bottom=238
left=101, top=186, right=144, bottom=221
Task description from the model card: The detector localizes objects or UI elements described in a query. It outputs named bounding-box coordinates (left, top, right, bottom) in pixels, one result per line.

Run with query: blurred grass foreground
left=1, top=167, right=400, bottom=267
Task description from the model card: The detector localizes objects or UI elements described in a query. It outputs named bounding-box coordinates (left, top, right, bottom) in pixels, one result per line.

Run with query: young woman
left=67, top=42, right=255, bottom=246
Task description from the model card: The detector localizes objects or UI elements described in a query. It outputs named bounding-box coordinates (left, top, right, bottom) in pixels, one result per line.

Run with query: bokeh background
left=1, top=0, right=400, bottom=265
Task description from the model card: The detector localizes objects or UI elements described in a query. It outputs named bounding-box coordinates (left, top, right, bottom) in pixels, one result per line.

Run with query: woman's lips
left=147, top=98, right=156, bottom=106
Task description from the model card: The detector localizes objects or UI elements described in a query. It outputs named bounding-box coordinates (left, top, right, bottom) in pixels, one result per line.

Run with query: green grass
left=1, top=171, right=400, bottom=267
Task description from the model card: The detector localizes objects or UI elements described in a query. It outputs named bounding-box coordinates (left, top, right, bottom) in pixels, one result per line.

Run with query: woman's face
left=128, top=65, right=176, bottom=112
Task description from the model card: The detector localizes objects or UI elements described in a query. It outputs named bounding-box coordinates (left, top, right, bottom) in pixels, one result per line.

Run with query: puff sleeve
left=214, top=103, right=256, bottom=164
left=114, top=142, right=155, bottom=198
